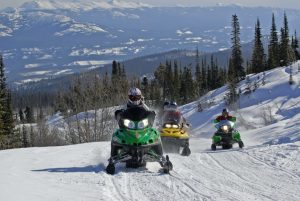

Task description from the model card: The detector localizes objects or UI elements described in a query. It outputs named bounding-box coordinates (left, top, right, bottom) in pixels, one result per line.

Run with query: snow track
left=2, top=140, right=299, bottom=201
left=100, top=140, right=300, bottom=201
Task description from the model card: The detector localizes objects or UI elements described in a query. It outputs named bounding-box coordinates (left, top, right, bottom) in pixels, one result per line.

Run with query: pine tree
left=22, top=125, right=29, bottom=148
left=164, top=60, right=173, bottom=99
left=24, top=106, right=34, bottom=123
left=19, top=109, right=24, bottom=123
left=195, top=61, right=202, bottom=96
left=227, top=15, right=241, bottom=106
left=141, top=76, right=149, bottom=99
left=268, top=13, right=280, bottom=69
left=279, top=13, right=289, bottom=66
left=154, top=63, right=167, bottom=100
left=227, top=58, right=238, bottom=106
left=195, top=47, right=203, bottom=96
left=172, top=61, right=180, bottom=101
left=230, top=14, right=245, bottom=81
left=111, top=60, right=119, bottom=82
left=251, top=18, right=265, bottom=73
left=291, top=30, right=300, bottom=60
left=201, top=58, right=208, bottom=91
left=0, top=55, right=15, bottom=149
left=179, top=67, right=194, bottom=104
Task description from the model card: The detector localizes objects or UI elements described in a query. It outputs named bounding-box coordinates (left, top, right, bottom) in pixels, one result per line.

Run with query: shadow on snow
left=31, top=163, right=106, bottom=173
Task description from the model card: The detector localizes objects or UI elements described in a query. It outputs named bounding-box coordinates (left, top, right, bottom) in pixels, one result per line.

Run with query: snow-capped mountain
left=0, top=0, right=300, bottom=84
left=0, top=62, right=299, bottom=201
left=19, top=0, right=151, bottom=11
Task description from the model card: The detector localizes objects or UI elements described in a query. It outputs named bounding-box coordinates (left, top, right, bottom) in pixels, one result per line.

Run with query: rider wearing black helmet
left=215, top=108, right=236, bottom=122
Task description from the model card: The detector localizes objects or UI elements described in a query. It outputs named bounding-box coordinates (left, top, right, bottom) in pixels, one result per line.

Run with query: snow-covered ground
left=1, top=62, right=300, bottom=201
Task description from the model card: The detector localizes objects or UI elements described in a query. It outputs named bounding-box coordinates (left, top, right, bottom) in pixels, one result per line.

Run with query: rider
left=215, top=108, right=236, bottom=123
left=115, top=87, right=154, bottom=123
left=162, top=100, right=189, bottom=129
left=126, top=87, right=149, bottom=110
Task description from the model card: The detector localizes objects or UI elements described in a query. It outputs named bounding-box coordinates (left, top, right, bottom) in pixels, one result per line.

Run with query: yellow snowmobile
left=160, top=109, right=191, bottom=156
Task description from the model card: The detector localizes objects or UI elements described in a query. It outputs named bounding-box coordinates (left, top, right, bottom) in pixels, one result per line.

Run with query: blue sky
left=1, top=0, right=300, bottom=9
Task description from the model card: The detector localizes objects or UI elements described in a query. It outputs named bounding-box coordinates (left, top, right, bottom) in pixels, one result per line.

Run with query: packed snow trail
left=0, top=139, right=299, bottom=201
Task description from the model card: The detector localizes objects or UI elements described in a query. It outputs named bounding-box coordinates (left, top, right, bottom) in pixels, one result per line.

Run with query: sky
left=0, top=0, right=300, bottom=10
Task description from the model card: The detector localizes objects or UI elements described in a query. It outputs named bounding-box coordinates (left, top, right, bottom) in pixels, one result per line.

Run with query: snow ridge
left=19, top=0, right=152, bottom=11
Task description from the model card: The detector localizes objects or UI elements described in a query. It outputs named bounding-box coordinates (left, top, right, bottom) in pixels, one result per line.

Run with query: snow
left=67, top=60, right=110, bottom=66
left=1, top=62, right=300, bottom=200
left=21, top=70, right=52, bottom=76
left=19, top=0, right=152, bottom=11
left=70, top=47, right=127, bottom=56
left=176, top=29, right=193, bottom=36
left=54, top=23, right=106, bottom=37
left=24, top=63, right=44, bottom=68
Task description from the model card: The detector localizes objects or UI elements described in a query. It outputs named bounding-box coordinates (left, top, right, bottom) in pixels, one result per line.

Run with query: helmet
left=222, top=108, right=229, bottom=116
left=170, top=101, right=177, bottom=107
left=128, top=87, right=142, bottom=105
left=163, top=101, right=170, bottom=106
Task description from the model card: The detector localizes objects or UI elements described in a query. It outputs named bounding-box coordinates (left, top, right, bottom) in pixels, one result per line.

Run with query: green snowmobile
left=106, top=107, right=173, bottom=175
left=211, top=118, right=244, bottom=150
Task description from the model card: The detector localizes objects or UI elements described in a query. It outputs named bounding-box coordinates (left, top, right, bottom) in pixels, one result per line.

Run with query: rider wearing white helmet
left=115, top=87, right=151, bottom=122
left=127, top=87, right=149, bottom=110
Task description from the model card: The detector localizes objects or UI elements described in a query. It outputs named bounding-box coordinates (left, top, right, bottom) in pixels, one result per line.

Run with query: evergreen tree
left=19, top=109, right=24, bottom=123
left=111, top=60, right=119, bottom=82
left=141, top=76, right=149, bottom=99
left=154, top=63, right=167, bottom=100
left=24, top=106, right=34, bottom=123
left=0, top=103, right=4, bottom=149
left=227, top=59, right=238, bottom=106
left=201, top=58, right=208, bottom=91
left=195, top=61, right=202, bottom=96
left=251, top=18, right=265, bottom=73
left=227, top=15, right=245, bottom=105
left=0, top=55, right=15, bottom=149
left=172, top=61, right=180, bottom=101
left=279, top=12, right=295, bottom=65
left=268, top=13, right=280, bottom=69
left=230, top=14, right=245, bottom=81
left=195, top=47, right=203, bottom=96
left=22, top=125, right=29, bottom=148
left=179, top=67, right=194, bottom=104
left=291, top=30, right=300, bottom=60
left=164, top=60, right=173, bottom=99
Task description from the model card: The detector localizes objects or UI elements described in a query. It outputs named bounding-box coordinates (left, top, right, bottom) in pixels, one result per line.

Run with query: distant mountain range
left=0, top=0, right=299, bottom=84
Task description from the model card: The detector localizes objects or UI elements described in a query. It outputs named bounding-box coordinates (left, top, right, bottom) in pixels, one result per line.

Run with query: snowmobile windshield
left=215, top=120, right=235, bottom=130
left=121, top=107, right=154, bottom=122
left=162, top=110, right=182, bottom=125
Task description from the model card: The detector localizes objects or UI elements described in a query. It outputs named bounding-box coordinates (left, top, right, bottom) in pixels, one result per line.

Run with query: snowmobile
left=211, top=119, right=244, bottom=150
left=160, top=110, right=191, bottom=156
left=106, top=107, right=173, bottom=175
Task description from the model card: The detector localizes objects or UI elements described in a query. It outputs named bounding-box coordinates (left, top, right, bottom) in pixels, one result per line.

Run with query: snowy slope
left=1, top=63, right=300, bottom=201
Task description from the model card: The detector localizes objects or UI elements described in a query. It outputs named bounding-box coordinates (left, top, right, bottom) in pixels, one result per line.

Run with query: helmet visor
left=129, top=95, right=141, bottom=102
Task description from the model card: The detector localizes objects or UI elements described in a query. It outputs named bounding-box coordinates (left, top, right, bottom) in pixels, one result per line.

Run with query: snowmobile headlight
left=123, top=119, right=135, bottom=129
left=172, top=124, right=179, bottom=128
left=165, top=124, right=172, bottom=128
left=221, top=125, right=229, bottom=132
left=138, top=119, right=149, bottom=129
